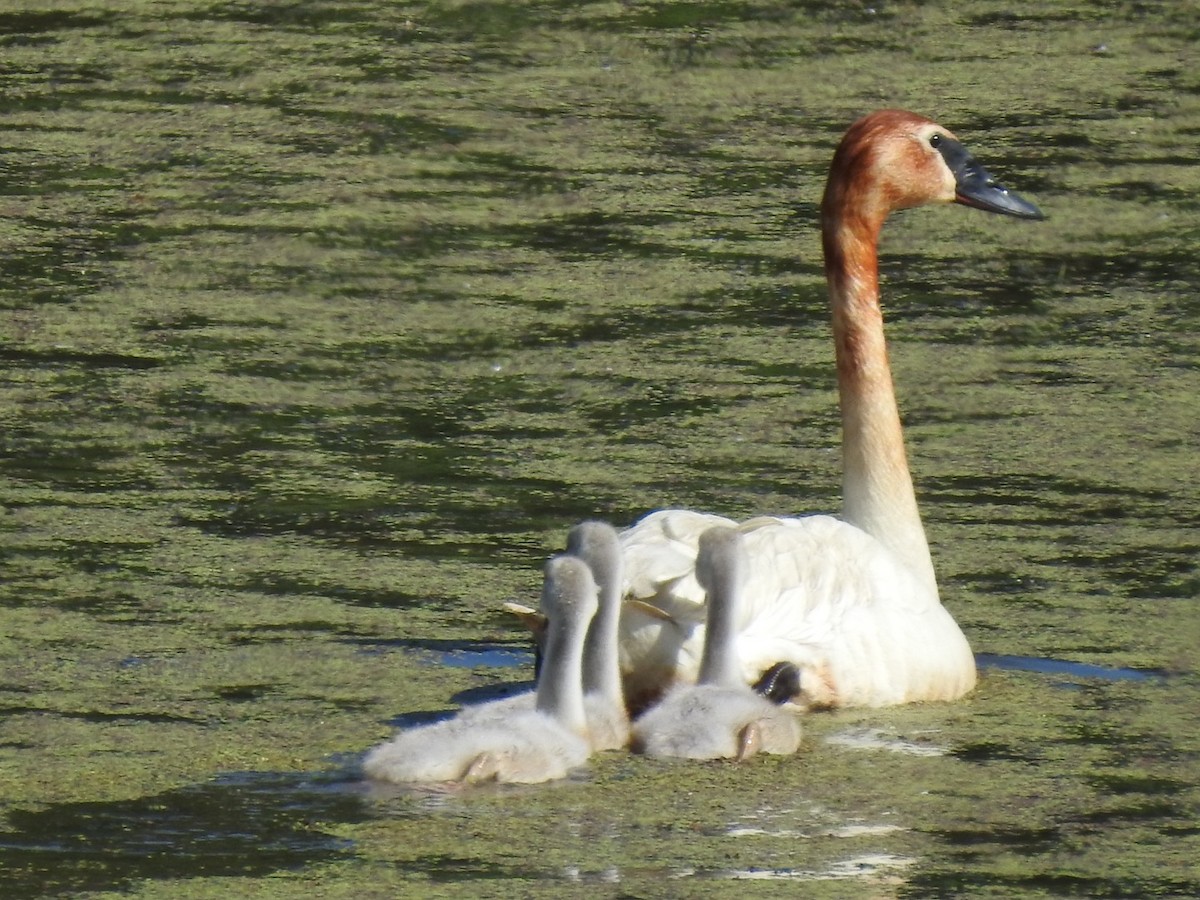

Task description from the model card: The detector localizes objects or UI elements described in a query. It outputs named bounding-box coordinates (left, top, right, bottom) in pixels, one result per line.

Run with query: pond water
left=1, top=1, right=1199, bottom=897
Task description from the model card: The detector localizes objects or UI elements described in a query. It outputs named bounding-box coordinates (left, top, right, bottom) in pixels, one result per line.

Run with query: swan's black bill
left=937, top=136, right=1045, bottom=220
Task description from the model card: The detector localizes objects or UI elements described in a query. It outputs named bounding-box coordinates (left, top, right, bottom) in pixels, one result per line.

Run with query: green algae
left=2, top=0, right=1200, bottom=895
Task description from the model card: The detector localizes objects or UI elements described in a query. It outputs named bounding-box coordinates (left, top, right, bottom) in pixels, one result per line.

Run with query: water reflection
left=0, top=770, right=365, bottom=897
left=976, top=653, right=1162, bottom=683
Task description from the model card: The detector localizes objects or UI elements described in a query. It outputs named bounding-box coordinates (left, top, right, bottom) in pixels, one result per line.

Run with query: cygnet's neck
left=695, top=528, right=748, bottom=689
left=568, top=522, right=625, bottom=706
left=535, top=557, right=595, bottom=736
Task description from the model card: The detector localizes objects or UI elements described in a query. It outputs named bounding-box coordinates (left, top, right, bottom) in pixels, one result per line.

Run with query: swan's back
left=619, top=512, right=976, bottom=709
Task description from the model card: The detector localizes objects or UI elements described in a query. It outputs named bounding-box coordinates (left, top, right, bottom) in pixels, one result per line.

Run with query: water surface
left=1, top=1, right=1199, bottom=897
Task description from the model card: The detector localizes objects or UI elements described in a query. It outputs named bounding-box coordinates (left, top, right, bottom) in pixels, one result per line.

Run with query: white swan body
left=619, top=510, right=973, bottom=710
left=633, top=526, right=802, bottom=759
left=613, top=111, right=1043, bottom=711
left=363, top=555, right=596, bottom=784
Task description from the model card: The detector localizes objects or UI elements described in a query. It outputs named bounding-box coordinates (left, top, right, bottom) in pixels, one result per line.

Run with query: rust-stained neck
left=819, top=111, right=940, bottom=594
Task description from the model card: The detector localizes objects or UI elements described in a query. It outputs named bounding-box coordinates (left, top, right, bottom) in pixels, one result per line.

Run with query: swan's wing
left=621, top=512, right=927, bottom=632
left=735, top=518, right=972, bottom=706
left=619, top=509, right=738, bottom=617
left=616, top=512, right=970, bottom=708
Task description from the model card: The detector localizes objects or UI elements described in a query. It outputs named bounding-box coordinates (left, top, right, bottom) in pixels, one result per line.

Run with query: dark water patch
left=1087, top=772, right=1186, bottom=796
left=374, top=148, right=576, bottom=195
left=688, top=282, right=828, bottom=331
left=218, top=576, right=457, bottom=612
left=620, top=0, right=796, bottom=31
left=932, top=823, right=1060, bottom=853
left=0, top=239, right=117, bottom=308
left=889, top=247, right=1200, bottom=345
left=350, top=637, right=533, bottom=666
left=965, top=9, right=1106, bottom=28
left=1060, top=717, right=1147, bottom=749
left=0, top=769, right=364, bottom=898
left=452, top=149, right=582, bottom=195
left=0, top=436, right=150, bottom=491
left=952, top=571, right=1064, bottom=600
left=325, top=141, right=575, bottom=212
left=1078, top=799, right=1185, bottom=825
left=1052, top=545, right=1200, bottom=600
left=439, top=647, right=533, bottom=670
left=0, top=9, right=114, bottom=38
left=685, top=156, right=807, bottom=200
left=283, top=106, right=478, bottom=154
left=177, top=476, right=577, bottom=551
left=213, top=683, right=275, bottom=701
left=350, top=638, right=532, bottom=672
left=313, top=220, right=500, bottom=263
left=976, top=654, right=1162, bottom=683
left=1104, top=179, right=1195, bottom=202
left=537, top=303, right=728, bottom=348
left=617, top=4, right=904, bottom=62
left=880, top=255, right=1049, bottom=320
left=951, top=740, right=1041, bottom=764
left=205, top=355, right=362, bottom=381
left=155, top=387, right=308, bottom=425
left=515, top=210, right=680, bottom=261
left=1025, top=249, right=1200, bottom=299
left=927, top=473, right=1177, bottom=528
left=584, top=384, right=724, bottom=432
left=405, top=854, right=524, bottom=884
left=180, top=1, right=370, bottom=29
left=904, top=870, right=1200, bottom=899
left=0, top=346, right=164, bottom=370
left=55, top=589, right=177, bottom=623
left=0, top=707, right=208, bottom=726
left=416, top=0, right=577, bottom=40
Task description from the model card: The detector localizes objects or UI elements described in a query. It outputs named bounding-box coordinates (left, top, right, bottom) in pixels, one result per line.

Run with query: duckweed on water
left=2, top=0, right=1199, bottom=896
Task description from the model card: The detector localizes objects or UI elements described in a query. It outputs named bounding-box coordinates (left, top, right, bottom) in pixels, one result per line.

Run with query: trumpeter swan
left=465, top=521, right=631, bottom=750
left=633, top=526, right=802, bottom=760
left=566, top=520, right=631, bottom=750
left=362, top=554, right=597, bottom=784
left=615, top=110, right=1044, bottom=711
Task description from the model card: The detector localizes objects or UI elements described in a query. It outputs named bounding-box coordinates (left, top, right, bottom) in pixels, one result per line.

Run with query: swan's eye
left=929, top=133, right=943, bottom=148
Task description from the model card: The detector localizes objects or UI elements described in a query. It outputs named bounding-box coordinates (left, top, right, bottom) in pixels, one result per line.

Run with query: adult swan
left=614, top=109, right=1045, bottom=711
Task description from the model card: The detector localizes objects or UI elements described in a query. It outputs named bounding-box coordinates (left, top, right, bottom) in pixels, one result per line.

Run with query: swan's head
left=823, top=109, right=1044, bottom=226
left=694, top=526, right=748, bottom=599
left=541, top=555, right=600, bottom=626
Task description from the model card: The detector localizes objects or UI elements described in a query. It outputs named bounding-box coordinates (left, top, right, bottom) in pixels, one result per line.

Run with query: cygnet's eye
left=929, top=133, right=943, bottom=148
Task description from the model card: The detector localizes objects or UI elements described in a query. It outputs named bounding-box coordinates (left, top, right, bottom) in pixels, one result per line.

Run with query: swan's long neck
left=571, top=528, right=625, bottom=707
left=696, top=529, right=746, bottom=689
left=536, top=559, right=594, bottom=737
left=822, top=208, right=937, bottom=595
